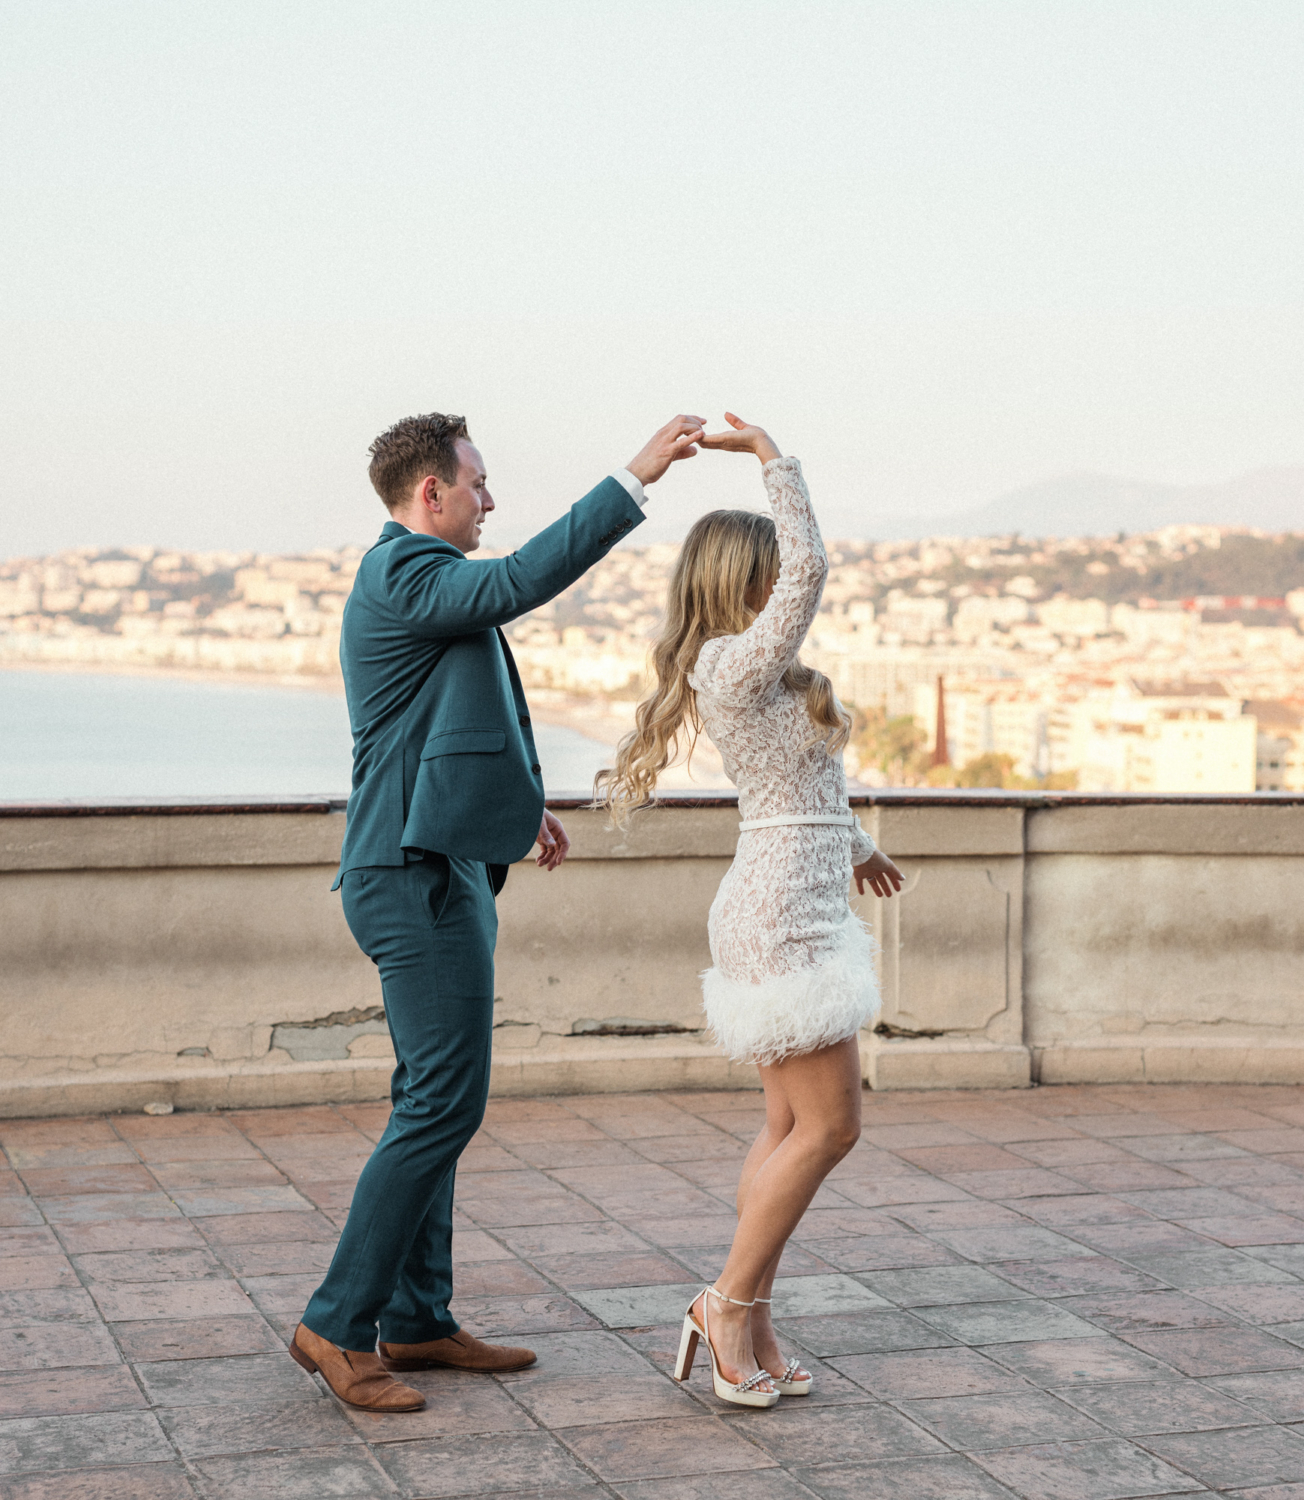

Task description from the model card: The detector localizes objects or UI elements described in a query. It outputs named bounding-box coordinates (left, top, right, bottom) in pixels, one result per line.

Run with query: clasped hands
left=625, top=411, right=781, bottom=487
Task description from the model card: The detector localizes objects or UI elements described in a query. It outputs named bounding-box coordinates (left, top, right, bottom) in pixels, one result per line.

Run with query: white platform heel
left=753, top=1295, right=813, bottom=1396
left=673, top=1286, right=780, bottom=1409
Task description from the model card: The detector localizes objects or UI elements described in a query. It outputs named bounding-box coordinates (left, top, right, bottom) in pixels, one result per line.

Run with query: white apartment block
left=1036, top=597, right=1111, bottom=637
left=1068, top=682, right=1257, bottom=793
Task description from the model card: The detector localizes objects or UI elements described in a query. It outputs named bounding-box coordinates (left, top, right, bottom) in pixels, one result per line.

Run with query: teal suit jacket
left=334, top=475, right=643, bottom=888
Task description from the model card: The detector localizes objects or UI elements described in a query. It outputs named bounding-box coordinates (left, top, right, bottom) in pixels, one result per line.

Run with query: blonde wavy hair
left=594, top=508, right=850, bottom=826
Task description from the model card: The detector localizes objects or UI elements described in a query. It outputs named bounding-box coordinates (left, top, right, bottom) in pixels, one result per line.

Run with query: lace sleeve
left=691, top=457, right=828, bottom=706
left=850, top=818, right=877, bottom=864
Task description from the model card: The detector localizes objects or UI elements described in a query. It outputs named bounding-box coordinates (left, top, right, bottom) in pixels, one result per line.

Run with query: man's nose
left=481, top=490, right=495, bottom=512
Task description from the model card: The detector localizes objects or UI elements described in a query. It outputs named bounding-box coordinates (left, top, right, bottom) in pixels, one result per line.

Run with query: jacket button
left=519, top=715, right=530, bottom=727
left=531, top=763, right=542, bottom=774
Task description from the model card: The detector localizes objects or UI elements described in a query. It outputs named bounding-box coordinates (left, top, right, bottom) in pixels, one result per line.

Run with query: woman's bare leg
left=689, top=1036, right=862, bottom=1384
left=733, top=1067, right=801, bottom=1376
left=733, top=1066, right=795, bottom=1214
left=702, top=1068, right=794, bottom=1382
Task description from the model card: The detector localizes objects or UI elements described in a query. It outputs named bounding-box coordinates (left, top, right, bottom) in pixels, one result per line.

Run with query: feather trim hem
left=700, top=917, right=881, bottom=1066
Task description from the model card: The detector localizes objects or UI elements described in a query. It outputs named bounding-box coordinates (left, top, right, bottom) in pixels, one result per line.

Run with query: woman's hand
left=699, top=412, right=782, bottom=465
left=854, top=849, right=904, bottom=898
left=536, top=810, right=571, bottom=871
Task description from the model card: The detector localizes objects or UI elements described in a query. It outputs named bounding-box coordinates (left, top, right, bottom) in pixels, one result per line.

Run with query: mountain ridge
left=835, top=465, right=1304, bottom=542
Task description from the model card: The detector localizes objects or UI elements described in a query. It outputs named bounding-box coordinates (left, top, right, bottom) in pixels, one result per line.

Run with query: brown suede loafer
left=379, top=1328, right=537, bottom=1372
left=290, top=1322, right=425, bottom=1410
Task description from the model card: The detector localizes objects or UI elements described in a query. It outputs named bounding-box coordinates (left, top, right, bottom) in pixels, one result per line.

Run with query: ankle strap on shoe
left=753, top=1296, right=772, bottom=1304
left=707, top=1285, right=754, bottom=1308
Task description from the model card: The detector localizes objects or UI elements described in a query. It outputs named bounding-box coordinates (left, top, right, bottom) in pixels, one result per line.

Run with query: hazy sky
left=3, top=1, right=1302, bottom=556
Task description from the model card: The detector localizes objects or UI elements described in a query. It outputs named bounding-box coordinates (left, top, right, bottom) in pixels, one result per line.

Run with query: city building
left=3, top=524, right=1302, bottom=794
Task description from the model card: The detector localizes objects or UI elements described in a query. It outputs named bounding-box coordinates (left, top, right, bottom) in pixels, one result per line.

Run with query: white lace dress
left=689, top=456, right=880, bottom=1065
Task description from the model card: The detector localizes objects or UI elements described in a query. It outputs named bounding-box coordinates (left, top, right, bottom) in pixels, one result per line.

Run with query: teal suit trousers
left=302, top=854, right=496, bottom=1350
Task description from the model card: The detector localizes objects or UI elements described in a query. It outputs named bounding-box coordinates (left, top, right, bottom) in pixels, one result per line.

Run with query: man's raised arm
left=378, top=415, right=705, bottom=639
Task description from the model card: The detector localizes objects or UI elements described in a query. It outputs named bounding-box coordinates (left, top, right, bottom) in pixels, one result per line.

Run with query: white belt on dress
left=738, top=811, right=856, bottom=831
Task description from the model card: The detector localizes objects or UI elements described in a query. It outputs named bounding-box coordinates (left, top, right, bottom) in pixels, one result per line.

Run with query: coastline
left=0, top=661, right=626, bottom=747
left=1, top=657, right=745, bottom=797
left=0, top=657, right=347, bottom=695
left=1, top=661, right=733, bottom=787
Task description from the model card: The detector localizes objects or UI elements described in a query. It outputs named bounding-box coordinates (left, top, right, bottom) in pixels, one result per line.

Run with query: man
left=291, top=411, right=706, bottom=1411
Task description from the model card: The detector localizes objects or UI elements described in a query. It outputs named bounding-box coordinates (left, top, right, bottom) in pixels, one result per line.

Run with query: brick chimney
left=931, top=674, right=950, bottom=767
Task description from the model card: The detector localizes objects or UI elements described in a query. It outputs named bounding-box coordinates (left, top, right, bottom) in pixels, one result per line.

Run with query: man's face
left=433, top=440, right=494, bottom=553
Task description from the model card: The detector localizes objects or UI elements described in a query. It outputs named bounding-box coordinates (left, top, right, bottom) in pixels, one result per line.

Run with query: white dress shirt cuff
left=609, top=468, right=646, bottom=508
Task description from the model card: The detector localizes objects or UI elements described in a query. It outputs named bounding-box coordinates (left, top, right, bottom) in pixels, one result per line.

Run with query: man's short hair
left=367, top=412, right=471, bottom=511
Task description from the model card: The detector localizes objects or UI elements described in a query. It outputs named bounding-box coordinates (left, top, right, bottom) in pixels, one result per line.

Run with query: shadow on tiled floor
left=6, top=1083, right=1304, bottom=1496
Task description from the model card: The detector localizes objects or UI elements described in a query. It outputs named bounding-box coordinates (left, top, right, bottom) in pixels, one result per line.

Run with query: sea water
left=0, top=669, right=613, bottom=800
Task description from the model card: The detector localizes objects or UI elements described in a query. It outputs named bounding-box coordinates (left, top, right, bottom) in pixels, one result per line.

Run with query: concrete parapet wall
left=2, top=792, right=1302, bottom=1115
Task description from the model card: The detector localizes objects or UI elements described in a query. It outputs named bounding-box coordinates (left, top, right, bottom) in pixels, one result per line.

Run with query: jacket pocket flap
left=421, top=728, right=507, bottom=758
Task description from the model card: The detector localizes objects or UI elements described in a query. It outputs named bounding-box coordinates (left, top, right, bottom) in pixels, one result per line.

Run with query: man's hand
left=536, top=809, right=570, bottom=872
left=854, top=849, right=904, bottom=898
left=625, top=415, right=707, bottom=487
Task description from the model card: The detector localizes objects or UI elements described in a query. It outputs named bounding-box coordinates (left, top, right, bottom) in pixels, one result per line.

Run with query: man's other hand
left=625, top=415, right=707, bottom=487
left=536, top=810, right=571, bottom=871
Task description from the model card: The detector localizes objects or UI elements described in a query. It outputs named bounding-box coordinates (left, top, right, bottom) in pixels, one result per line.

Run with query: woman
left=596, top=414, right=904, bottom=1409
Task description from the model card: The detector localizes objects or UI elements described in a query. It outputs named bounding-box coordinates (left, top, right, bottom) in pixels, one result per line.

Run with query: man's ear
left=421, top=475, right=442, bottom=513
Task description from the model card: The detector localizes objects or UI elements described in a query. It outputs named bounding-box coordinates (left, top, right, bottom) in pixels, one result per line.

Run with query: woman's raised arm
left=692, top=417, right=828, bottom=705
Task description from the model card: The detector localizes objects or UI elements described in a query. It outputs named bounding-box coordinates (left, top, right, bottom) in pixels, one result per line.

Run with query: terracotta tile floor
left=8, top=1085, right=1304, bottom=1496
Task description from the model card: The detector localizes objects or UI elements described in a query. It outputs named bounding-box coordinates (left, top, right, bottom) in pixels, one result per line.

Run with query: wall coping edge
left=4, top=789, right=1304, bottom=819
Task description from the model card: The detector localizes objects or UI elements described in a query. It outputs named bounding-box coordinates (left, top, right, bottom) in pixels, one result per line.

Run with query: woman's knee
left=800, top=1116, right=860, bottom=1164
left=759, top=1104, right=796, bottom=1149
left=759, top=1081, right=795, bottom=1139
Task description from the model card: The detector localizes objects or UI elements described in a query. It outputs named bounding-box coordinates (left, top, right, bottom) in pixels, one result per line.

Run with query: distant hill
left=855, top=466, right=1304, bottom=542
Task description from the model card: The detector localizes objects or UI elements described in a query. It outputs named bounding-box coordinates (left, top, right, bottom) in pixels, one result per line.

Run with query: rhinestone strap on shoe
left=751, top=1300, right=812, bottom=1392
